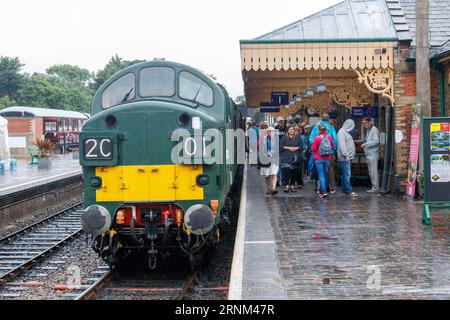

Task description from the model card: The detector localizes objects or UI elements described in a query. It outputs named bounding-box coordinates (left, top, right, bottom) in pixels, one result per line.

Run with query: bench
left=28, top=146, right=40, bottom=165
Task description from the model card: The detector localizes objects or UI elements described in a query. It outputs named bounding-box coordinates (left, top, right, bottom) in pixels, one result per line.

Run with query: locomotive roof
left=0, top=106, right=89, bottom=119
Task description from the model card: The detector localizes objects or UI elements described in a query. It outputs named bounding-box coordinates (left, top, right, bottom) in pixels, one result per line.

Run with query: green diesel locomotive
left=79, top=60, right=243, bottom=269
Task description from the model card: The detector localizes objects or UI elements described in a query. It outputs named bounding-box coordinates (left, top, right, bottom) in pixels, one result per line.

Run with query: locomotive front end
left=79, top=61, right=234, bottom=269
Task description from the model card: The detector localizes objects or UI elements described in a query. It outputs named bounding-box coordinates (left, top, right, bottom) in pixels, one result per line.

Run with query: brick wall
left=430, top=70, right=440, bottom=116
left=0, top=176, right=82, bottom=228
left=7, top=118, right=32, bottom=134
left=6, top=118, right=43, bottom=159
left=445, top=63, right=450, bottom=116
left=394, top=43, right=416, bottom=175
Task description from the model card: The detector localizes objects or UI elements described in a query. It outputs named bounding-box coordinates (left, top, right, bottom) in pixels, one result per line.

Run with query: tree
left=235, top=95, right=246, bottom=104
left=92, top=54, right=145, bottom=91
left=16, top=75, right=92, bottom=112
left=0, top=95, right=17, bottom=109
left=46, top=64, right=93, bottom=87
left=0, top=56, right=25, bottom=99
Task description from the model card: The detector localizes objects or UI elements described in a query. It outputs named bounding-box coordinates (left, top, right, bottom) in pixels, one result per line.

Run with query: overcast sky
left=1, top=0, right=341, bottom=99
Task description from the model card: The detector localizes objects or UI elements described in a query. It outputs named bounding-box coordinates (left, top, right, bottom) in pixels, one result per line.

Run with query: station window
left=58, top=119, right=63, bottom=132
left=139, top=67, right=175, bottom=97
left=64, top=119, right=69, bottom=131
left=45, top=122, right=56, bottom=131
left=102, top=73, right=136, bottom=109
left=179, top=71, right=213, bottom=107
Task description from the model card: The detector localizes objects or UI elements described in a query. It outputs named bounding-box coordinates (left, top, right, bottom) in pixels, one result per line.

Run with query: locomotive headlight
left=81, top=205, right=111, bottom=235
left=89, top=177, right=102, bottom=188
left=184, top=205, right=214, bottom=236
left=196, top=174, right=209, bottom=186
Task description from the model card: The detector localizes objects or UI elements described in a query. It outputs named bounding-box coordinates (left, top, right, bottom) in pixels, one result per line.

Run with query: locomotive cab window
left=102, top=73, right=136, bottom=109
left=139, top=67, right=175, bottom=97
left=179, top=71, right=213, bottom=107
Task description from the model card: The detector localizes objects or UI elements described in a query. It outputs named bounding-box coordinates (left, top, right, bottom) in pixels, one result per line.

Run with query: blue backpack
left=318, top=135, right=332, bottom=156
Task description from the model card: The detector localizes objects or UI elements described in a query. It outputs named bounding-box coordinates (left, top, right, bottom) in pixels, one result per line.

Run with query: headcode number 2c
left=85, top=138, right=112, bottom=159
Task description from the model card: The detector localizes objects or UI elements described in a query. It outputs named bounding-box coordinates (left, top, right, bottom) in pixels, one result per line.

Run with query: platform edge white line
left=228, top=165, right=247, bottom=300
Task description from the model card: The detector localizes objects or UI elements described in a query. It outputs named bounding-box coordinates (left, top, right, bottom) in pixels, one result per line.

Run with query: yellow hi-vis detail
left=95, top=165, right=204, bottom=202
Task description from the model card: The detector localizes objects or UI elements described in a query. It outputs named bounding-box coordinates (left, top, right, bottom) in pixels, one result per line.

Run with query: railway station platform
left=229, top=165, right=450, bottom=300
left=0, top=153, right=82, bottom=228
left=0, top=153, right=81, bottom=197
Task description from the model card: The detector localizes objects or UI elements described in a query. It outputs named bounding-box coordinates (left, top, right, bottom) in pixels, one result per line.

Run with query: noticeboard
left=422, top=117, right=450, bottom=203
left=351, top=106, right=379, bottom=119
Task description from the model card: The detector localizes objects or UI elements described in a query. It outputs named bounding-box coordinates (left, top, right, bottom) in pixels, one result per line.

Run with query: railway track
left=0, top=203, right=84, bottom=287
left=73, top=269, right=199, bottom=300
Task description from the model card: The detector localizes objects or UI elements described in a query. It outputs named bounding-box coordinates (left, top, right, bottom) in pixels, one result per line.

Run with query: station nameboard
left=271, top=92, right=289, bottom=106
left=260, top=102, right=280, bottom=113
left=351, top=106, right=379, bottom=119
left=422, top=117, right=450, bottom=224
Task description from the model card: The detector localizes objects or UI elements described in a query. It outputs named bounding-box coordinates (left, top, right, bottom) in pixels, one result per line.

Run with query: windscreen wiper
left=121, top=87, right=134, bottom=102
left=193, top=85, right=202, bottom=102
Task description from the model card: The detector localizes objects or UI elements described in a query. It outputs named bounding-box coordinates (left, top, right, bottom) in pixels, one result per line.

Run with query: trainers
left=319, top=193, right=328, bottom=199
left=330, top=188, right=336, bottom=194
left=346, top=192, right=358, bottom=197
left=367, top=188, right=380, bottom=193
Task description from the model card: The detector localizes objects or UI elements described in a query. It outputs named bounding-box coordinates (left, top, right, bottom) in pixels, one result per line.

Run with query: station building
left=240, top=0, right=450, bottom=190
left=0, top=106, right=88, bottom=159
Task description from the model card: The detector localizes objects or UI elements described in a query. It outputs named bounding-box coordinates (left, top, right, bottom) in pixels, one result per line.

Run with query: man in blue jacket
left=309, top=114, right=338, bottom=193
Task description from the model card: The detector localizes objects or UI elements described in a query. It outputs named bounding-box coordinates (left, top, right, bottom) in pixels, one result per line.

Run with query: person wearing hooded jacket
left=337, top=119, right=357, bottom=197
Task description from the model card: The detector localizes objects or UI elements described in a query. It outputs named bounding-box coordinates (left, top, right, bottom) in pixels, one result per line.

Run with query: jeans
left=366, top=153, right=379, bottom=189
left=314, top=159, right=330, bottom=194
left=338, top=161, right=352, bottom=193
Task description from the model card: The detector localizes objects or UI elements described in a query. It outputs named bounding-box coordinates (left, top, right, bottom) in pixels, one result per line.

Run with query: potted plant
left=33, top=137, right=55, bottom=169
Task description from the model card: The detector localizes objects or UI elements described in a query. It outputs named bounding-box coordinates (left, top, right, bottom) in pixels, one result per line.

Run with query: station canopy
left=240, top=0, right=398, bottom=116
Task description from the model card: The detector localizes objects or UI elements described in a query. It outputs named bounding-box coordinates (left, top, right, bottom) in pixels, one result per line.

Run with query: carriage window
left=45, top=122, right=56, bottom=131
left=102, top=73, right=135, bottom=109
left=139, top=67, right=175, bottom=97
left=179, top=71, right=213, bottom=106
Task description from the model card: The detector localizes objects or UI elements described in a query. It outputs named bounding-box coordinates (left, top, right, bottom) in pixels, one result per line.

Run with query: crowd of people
left=246, top=114, right=380, bottom=199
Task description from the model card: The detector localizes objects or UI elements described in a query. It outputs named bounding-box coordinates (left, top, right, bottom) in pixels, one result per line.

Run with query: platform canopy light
left=316, top=80, right=327, bottom=93
left=316, top=69, right=327, bottom=93
left=294, top=94, right=302, bottom=103
left=304, top=77, right=314, bottom=97
left=289, top=99, right=295, bottom=106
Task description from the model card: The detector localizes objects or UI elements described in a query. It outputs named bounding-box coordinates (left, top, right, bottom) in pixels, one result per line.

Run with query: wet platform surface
left=231, top=165, right=450, bottom=300
left=0, top=153, right=81, bottom=196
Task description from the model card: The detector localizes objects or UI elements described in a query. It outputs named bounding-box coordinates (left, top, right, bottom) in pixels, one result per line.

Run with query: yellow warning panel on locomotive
left=95, top=165, right=204, bottom=202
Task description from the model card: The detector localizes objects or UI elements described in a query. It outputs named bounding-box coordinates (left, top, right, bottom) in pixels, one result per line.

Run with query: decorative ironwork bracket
left=354, top=68, right=395, bottom=106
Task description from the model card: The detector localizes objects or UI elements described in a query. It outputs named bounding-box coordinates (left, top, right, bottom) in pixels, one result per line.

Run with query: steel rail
left=74, top=271, right=112, bottom=300
left=0, top=202, right=83, bottom=244
left=176, top=271, right=198, bottom=300
left=0, top=203, right=84, bottom=286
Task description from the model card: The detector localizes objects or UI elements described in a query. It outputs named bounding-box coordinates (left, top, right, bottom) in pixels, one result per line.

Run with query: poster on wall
left=430, top=123, right=450, bottom=151
left=407, top=104, right=422, bottom=197
left=430, top=154, right=450, bottom=183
